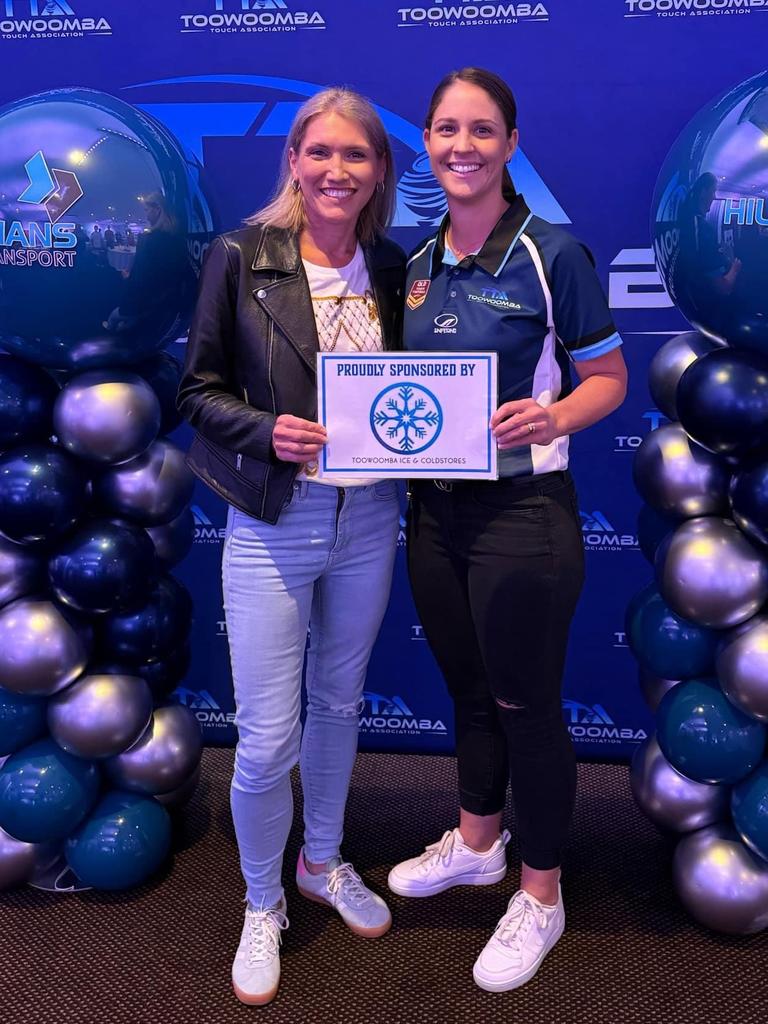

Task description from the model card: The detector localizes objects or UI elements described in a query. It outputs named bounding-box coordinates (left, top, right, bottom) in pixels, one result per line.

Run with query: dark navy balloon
left=676, top=348, right=768, bottom=459
left=732, top=762, right=768, bottom=863
left=145, top=506, right=195, bottom=569
left=0, top=536, right=45, bottom=608
left=137, top=643, right=191, bottom=700
left=100, top=574, right=192, bottom=665
left=626, top=584, right=719, bottom=680
left=637, top=504, right=678, bottom=565
left=0, top=738, right=99, bottom=843
left=657, top=677, right=766, bottom=785
left=730, top=461, right=768, bottom=549
left=652, top=72, right=768, bottom=350
left=65, top=791, right=171, bottom=890
left=0, top=445, right=88, bottom=545
left=0, top=89, right=215, bottom=370
left=0, top=689, right=47, bottom=757
left=0, top=355, right=58, bottom=447
left=48, top=519, right=157, bottom=614
left=135, top=353, right=184, bottom=436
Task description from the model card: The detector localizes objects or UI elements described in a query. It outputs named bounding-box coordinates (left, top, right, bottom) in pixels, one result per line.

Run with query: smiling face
left=424, top=80, right=517, bottom=205
left=289, top=111, right=385, bottom=235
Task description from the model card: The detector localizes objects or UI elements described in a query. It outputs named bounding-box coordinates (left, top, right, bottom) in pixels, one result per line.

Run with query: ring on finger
left=527, top=422, right=536, bottom=434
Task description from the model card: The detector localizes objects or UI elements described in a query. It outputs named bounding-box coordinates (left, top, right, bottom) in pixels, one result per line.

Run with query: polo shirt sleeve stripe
left=549, top=237, right=623, bottom=358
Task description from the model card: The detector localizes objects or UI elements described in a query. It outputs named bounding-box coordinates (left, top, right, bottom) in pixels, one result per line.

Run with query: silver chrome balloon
left=0, top=538, right=44, bottom=609
left=639, top=668, right=682, bottom=713
left=0, top=599, right=90, bottom=696
left=0, top=826, right=58, bottom=890
left=633, top=423, right=729, bottom=519
left=94, top=440, right=195, bottom=526
left=673, top=823, right=768, bottom=934
left=145, top=506, right=195, bottom=568
left=657, top=517, right=768, bottom=629
left=105, top=704, right=202, bottom=795
left=48, top=674, right=153, bottom=760
left=648, top=331, right=722, bottom=421
left=717, top=615, right=768, bottom=722
left=154, top=764, right=201, bottom=812
left=53, top=370, right=161, bottom=465
left=630, top=735, right=729, bottom=833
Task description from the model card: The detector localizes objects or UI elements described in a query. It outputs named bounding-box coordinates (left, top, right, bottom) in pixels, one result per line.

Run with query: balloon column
left=628, top=71, right=768, bottom=934
left=0, top=89, right=215, bottom=892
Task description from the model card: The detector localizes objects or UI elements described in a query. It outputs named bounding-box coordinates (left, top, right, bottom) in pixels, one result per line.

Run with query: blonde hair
left=247, top=88, right=396, bottom=245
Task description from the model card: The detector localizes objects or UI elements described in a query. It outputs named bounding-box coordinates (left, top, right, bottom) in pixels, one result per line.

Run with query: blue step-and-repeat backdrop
left=0, top=0, right=761, bottom=759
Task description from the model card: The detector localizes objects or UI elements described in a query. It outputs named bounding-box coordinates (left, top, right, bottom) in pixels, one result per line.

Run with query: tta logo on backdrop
left=179, top=0, right=327, bottom=34
left=0, top=0, right=112, bottom=38
left=623, top=0, right=766, bottom=19
left=395, top=1, right=550, bottom=28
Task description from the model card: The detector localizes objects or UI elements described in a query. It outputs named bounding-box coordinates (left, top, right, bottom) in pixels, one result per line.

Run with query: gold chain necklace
left=446, top=226, right=487, bottom=262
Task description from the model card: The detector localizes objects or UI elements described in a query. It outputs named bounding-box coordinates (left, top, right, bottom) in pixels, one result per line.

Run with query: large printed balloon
left=732, top=762, right=768, bottom=863
left=0, top=738, right=99, bottom=843
left=647, top=332, right=722, bottom=421
left=633, top=423, right=729, bottom=519
left=53, top=370, right=161, bottom=464
left=0, top=355, right=58, bottom=447
left=0, top=445, right=88, bottom=545
left=657, top=677, right=766, bottom=785
left=48, top=673, right=152, bottom=760
left=105, top=703, right=202, bottom=795
left=630, top=735, right=729, bottom=834
left=626, top=584, right=718, bottom=680
left=94, top=440, right=195, bottom=526
left=0, top=89, right=215, bottom=370
left=48, top=519, right=157, bottom=614
left=673, top=824, right=768, bottom=935
left=676, top=349, right=768, bottom=459
left=0, top=598, right=91, bottom=696
left=656, top=516, right=768, bottom=629
left=65, top=791, right=171, bottom=890
left=717, top=615, right=768, bottom=722
left=652, top=72, right=768, bottom=350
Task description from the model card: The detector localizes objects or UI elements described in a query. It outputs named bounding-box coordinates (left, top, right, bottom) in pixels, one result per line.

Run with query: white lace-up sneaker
left=473, top=886, right=565, bottom=992
left=387, top=828, right=510, bottom=898
left=296, top=850, right=392, bottom=938
left=231, top=897, right=289, bottom=1006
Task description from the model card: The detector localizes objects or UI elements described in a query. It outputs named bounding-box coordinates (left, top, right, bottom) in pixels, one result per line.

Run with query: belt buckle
left=434, top=480, right=453, bottom=492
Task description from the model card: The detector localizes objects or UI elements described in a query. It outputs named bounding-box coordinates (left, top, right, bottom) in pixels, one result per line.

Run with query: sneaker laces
left=415, top=829, right=459, bottom=872
left=494, top=891, right=548, bottom=952
left=326, top=862, right=371, bottom=908
left=244, top=905, right=289, bottom=965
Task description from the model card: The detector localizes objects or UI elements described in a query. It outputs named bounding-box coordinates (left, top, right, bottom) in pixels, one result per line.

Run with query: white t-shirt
left=298, top=245, right=384, bottom=487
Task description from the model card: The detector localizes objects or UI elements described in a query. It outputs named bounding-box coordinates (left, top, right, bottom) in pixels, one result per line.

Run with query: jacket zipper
left=236, top=385, right=249, bottom=471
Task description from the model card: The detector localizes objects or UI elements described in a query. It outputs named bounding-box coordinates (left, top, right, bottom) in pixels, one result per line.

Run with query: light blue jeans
left=222, top=479, right=400, bottom=907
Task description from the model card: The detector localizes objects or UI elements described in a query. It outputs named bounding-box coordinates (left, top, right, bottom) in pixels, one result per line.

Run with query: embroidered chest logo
left=406, top=278, right=430, bottom=310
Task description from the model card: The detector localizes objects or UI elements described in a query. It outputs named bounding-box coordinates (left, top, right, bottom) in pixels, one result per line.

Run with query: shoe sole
left=387, top=864, right=507, bottom=898
left=472, top=918, right=565, bottom=993
left=232, top=980, right=279, bottom=1006
left=297, top=885, right=392, bottom=938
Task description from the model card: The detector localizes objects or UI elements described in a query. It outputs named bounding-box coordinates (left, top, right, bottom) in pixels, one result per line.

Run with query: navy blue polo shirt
left=404, top=194, right=623, bottom=478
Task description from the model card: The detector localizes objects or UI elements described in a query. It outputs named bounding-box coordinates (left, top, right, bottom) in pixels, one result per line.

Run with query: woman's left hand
left=490, top=398, right=560, bottom=449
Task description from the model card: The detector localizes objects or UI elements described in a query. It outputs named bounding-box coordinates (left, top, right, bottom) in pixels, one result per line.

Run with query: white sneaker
left=387, top=828, right=510, bottom=898
left=231, top=897, right=289, bottom=1006
left=473, top=886, right=565, bottom=992
left=296, top=849, right=392, bottom=938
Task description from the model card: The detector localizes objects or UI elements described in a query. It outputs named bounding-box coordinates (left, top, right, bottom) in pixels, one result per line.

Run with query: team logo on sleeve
left=406, top=279, right=430, bottom=310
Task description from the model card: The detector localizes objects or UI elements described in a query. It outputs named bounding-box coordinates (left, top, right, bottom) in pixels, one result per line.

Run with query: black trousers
left=407, top=470, right=585, bottom=870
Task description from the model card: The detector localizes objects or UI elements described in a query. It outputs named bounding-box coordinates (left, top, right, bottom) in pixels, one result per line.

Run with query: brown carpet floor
left=2, top=749, right=766, bottom=1024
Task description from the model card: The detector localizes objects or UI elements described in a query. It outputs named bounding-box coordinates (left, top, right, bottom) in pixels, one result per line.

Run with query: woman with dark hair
left=388, top=68, right=627, bottom=992
left=178, top=87, right=405, bottom=1006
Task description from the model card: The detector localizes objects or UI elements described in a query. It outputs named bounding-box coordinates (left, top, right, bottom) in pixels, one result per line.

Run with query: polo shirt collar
left=429, top=192, right=532, bottom=278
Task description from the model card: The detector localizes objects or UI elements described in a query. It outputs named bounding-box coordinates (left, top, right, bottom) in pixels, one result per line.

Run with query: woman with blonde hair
left=178, top=87, right=405, bottom=1005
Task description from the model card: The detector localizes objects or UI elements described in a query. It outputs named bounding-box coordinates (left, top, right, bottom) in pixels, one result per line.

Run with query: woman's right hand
left=271, top=414, right=327, bottom=463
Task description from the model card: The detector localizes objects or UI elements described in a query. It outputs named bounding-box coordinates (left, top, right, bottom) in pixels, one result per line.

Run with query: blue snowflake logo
left=370, top=383, right=443, bottom=454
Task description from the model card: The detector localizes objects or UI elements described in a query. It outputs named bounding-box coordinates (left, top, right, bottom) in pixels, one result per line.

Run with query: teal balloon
left=626, top=584, right=719, bottom=680
left=657, top=677, right=766, bottom=785
left=65, top=791, right=171, bottom=890
left=732, top=762, right=768, bottom=863
left=0, top=688, right=47, bottom=756
left=0, top=738, right=99, bottom=842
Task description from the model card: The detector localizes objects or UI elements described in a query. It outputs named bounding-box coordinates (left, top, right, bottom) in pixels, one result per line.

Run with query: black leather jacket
left=177, top=224, right=406, bottom=523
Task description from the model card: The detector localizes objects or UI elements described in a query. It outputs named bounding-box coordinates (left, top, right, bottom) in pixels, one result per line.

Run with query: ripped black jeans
left=407, top=471, right=585, bottom=871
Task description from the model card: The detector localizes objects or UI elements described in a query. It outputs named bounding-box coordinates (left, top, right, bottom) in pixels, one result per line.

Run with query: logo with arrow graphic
left=18, top=151, right=83, bottom=223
